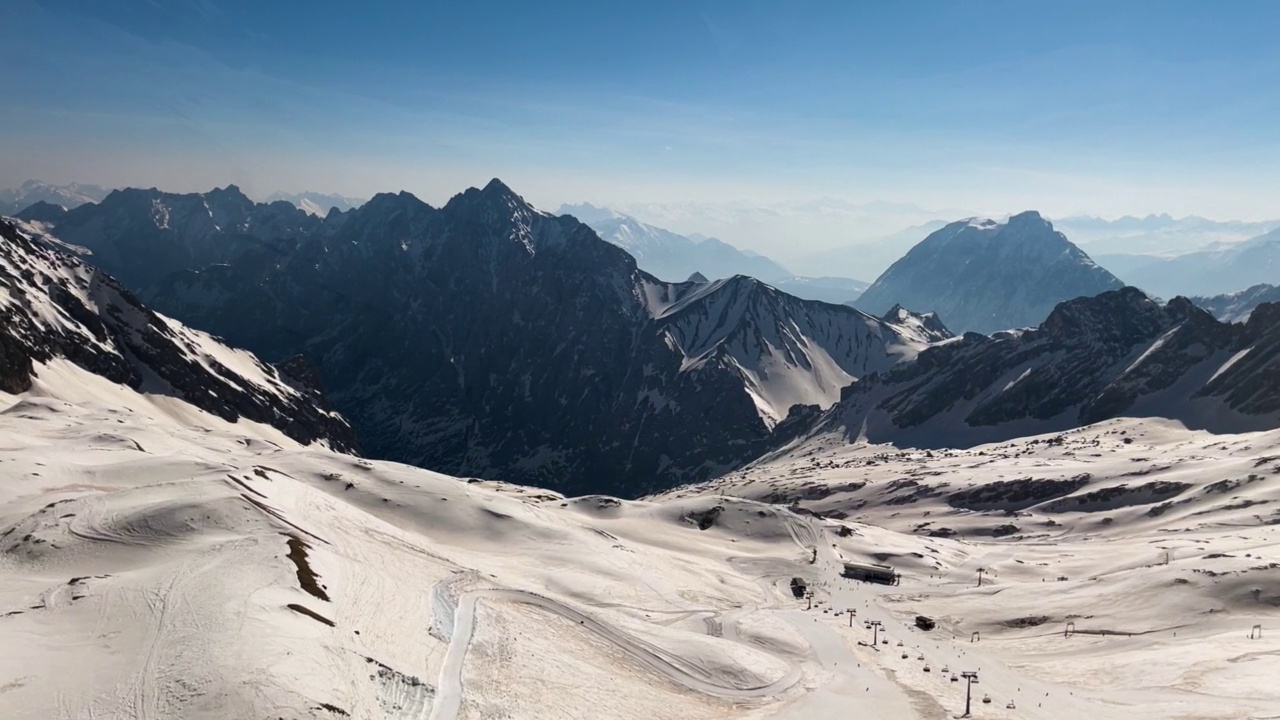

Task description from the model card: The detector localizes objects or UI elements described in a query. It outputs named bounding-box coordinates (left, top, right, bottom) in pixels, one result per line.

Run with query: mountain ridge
left=779, top=286, right=1280, bottom=453
left=33, top=180, right=938, bottom=496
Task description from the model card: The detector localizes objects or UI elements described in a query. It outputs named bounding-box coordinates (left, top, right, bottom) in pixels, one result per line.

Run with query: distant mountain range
left=1101, top=227, right=1280, bottom=298
left=264, top=190, right=366, bottom=216
left=27, top=180, right=938, bottom=496
left=559, top=203, right=791, bottom=282
left=783, top=287, right=1280, bottom=450
left=855, top=212, right=1125, bottom=334
left=1056, top=213, right=1280, bottom=257
left=0, top=180, right=365, bottom=219
left=1192, top=284, right=1280, bottom=323
left=0, top=180, right=110, bottom=215
left=559, top=203, right=869, bottom=304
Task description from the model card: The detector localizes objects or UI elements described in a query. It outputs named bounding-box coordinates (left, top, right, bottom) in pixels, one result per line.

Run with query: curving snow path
left=428, top=587, right=802, bottom=720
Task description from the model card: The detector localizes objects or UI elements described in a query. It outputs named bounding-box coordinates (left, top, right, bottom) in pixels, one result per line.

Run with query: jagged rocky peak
left=856, top=210, right=1124, bottom=334
left=446, top=178, right=528, bottom=212
left=0, top=218, right=356, bottom=450
left=1042, top=286, right=1165, bottom=338
left=880, top=304, right=952, bottom=342
left=686, top=271, right=709, bottom=284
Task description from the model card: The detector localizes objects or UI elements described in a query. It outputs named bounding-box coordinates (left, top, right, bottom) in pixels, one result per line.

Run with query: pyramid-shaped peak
left=481, top=178, right=520, bottom=199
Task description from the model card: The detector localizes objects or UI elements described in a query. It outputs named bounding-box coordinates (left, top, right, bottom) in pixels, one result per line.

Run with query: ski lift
left=916, top=654, right=925, bottom=661
left=1007, top=701, right=1017, bottom=710
left=923, top=665, right=931, bottom=672
left=901, top=652, right=909, bottom=659
left=982, top=694, right=992, bottom=704
left=950, top=675, right=959, bottom=682
left=941, top=666, right=950, bottom=673
left=896, top=641, right=904, bottom=646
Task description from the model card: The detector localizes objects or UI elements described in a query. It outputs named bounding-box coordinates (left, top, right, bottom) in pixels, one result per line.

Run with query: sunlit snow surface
left=3, top=359, right=1279, bottom=718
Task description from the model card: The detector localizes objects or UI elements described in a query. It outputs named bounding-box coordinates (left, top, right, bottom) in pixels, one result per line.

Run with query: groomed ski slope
left=2, top=359, right=1279, bottom=719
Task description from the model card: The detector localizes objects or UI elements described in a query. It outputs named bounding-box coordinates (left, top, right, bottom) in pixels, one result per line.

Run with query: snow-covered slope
left=1194, top=283, right=1280, bottom=322
left=648, top=276, right=947, bottom=426
left=8, top=352, right=1278, bottom=719
left=0, top=365, right=800, bottom=719
left=856, top=212, right=1125, bottom=334
left=0, top=217, right=354, bottom=451
left=659, top=417, right=1280, bottom=720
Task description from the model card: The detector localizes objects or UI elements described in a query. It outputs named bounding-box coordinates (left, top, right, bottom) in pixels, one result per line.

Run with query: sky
left=3, top=0, right=1280, bottom=255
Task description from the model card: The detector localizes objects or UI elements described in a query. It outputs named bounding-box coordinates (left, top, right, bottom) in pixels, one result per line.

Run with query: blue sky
left=4, top=0, right=1280, bottom=232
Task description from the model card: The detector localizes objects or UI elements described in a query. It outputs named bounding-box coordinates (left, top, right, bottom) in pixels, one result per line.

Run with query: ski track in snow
left=429, top=586, right=804, bottom=720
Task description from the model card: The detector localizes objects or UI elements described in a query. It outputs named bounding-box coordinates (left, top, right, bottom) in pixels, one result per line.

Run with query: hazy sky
left=4, top=0, right=1280, bottom=234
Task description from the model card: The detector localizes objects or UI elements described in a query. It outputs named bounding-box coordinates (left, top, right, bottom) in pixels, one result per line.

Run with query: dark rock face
left=0, top=219, right=356, bottom=452
left=48, top=185, right=319, bottom=289
left=947, top=477, right=1094, bottom=512
left=38, top=180, right=933, bottom=497
left=13, top=201, right=69, bottom=223
left=805, top=287, right=1280, bottom=448
left=856, top=212, right=1125, bottom=334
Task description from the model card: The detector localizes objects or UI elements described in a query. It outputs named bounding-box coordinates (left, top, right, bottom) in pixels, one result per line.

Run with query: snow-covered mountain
left=1114, top=227, right=1280, bottom=298
left=646, top=275, right=945, bottom=427
left=876, top=304, right=952, bottom=343
left=559, top=203, right=792, bottom=282
left=855, top=212, right=1125, bottom=334
left=0, top=217, right=355, bottom=450
left=787, top=287, right=1280, bottom=450
left=0, top=180, right=111, bottom=215
left=36, top=181, right=937, bottom=497
left=264, top=190, right=366, bottom=216
left=1193, top=284, right=1280, bottom=323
